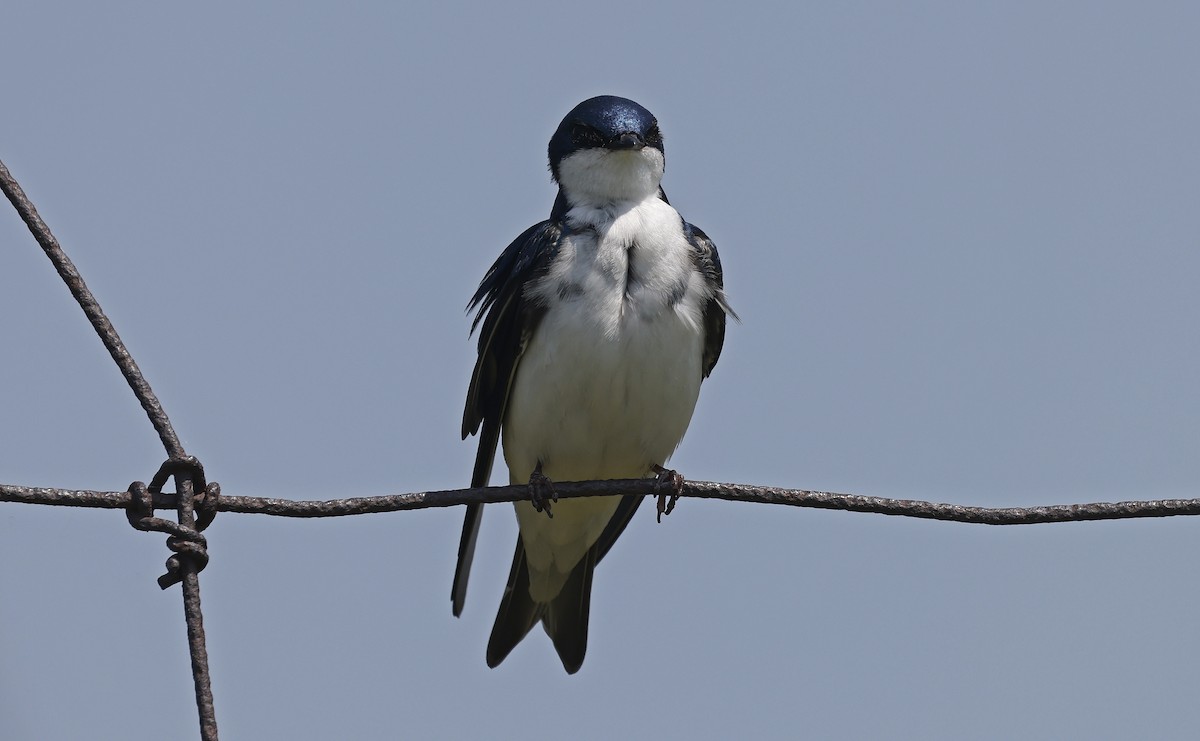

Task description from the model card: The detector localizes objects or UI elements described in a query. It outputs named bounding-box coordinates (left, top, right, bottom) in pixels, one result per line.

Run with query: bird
left=453, top=95, right=734, bottom=673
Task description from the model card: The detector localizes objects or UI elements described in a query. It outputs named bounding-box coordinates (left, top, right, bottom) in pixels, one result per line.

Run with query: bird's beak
left=607, top=132, right=646, bottom=151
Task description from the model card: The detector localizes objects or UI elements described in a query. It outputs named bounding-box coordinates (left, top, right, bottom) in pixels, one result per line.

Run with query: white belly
left=503, top=278, right=704, bottom=602
left=501, top=194, right=711, bottom=603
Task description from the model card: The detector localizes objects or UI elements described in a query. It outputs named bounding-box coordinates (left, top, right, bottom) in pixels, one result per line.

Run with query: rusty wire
left=0, top=160, right=183, bottom=458
left=2, top=159, right=219, bottom=741
left=4, top=479, right=1200, bottom=525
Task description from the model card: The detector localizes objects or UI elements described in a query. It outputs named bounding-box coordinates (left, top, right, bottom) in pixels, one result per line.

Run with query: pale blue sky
left=2, top=2, right=1198, bottom=739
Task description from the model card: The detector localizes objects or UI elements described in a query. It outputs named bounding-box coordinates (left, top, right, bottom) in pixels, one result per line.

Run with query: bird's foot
left=529, top=464, right=558, bottom=519
left=652, top=464, right=684, bottom=523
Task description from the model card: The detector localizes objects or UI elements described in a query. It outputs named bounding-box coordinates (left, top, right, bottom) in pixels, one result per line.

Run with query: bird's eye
left=571, top=124, right=603, bottom=147
left=645, top=124, right=663, bottom=148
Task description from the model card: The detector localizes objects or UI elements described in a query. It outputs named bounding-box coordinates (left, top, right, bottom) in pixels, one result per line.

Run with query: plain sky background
left=2, top=2, right=1198, bottom=739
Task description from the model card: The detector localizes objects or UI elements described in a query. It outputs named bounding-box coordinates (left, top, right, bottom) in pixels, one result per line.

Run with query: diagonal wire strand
left=0, top=159, right=183, bottom=459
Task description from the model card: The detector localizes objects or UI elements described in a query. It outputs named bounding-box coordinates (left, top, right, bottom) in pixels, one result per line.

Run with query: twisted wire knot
left=125, top=457, right=217, bottom=589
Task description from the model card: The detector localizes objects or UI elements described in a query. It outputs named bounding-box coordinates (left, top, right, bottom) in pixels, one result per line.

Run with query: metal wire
left=2, top=158, right=218, bottom=741
left=0, top=160, right=183, bottom=458
left=4, top=479, right=1200, bottom=525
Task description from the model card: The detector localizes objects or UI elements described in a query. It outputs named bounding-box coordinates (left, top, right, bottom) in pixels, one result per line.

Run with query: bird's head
left=548, top=95, right=665, bottom=206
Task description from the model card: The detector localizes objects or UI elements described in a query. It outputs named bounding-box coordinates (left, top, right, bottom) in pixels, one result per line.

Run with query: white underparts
left=502, top=147, right=712, bottom=602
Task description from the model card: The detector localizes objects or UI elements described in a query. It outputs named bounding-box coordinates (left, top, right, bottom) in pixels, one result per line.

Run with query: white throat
left=555, top=147, right=665, bottom=207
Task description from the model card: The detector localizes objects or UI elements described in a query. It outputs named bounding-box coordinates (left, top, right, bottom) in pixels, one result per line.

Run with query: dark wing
left=683, top=222, right=736, bottom=378
left=452, top=220, right=562, bottom=617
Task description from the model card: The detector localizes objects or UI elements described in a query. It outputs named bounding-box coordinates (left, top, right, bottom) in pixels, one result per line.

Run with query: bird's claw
left=652, top=464, right=684, bottom=523
left=529, top=468, right=557, bottom=519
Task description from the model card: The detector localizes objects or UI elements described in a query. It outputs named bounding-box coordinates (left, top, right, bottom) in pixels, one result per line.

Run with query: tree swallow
left=453, top=95, right=734, bottom=673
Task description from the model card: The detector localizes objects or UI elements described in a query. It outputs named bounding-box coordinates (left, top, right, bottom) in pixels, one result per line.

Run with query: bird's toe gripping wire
left=652, top=464, right=684, bottom=523
left=529, top=461, right=558, bottom=519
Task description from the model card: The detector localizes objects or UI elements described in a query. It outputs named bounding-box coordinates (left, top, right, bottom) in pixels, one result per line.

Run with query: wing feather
left=452, top=221, right=561, bottom=615
left=683, top=222, right=736, bottom=378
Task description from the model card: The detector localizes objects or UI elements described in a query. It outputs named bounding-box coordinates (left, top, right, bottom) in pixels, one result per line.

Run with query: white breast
left=503, top=195, right=710, bottom=601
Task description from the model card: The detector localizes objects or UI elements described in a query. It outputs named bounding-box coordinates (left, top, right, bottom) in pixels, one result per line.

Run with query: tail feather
left=543, top=548, right=596, bottom=674
left=486, top=538, right=599, bottom=674
left=486, top=538, right=542, bottom=668
left=486, top=495, right=642, bottom=672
